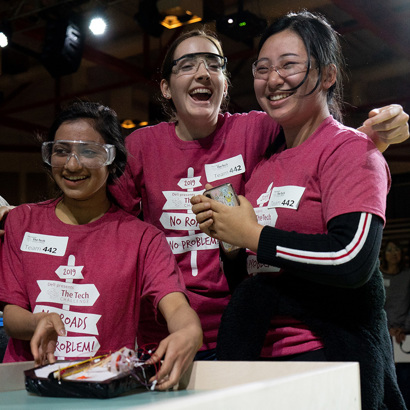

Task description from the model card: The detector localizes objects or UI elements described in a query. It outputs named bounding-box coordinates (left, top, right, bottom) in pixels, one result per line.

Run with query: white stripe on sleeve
left=276, top=213, right=372, bottom=266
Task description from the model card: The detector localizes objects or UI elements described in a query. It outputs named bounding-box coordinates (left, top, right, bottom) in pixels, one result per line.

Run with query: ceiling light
left=160, top=7, right=202, bottom=29
left=158, top=0, right=202, bottom=30
left=0, top=32, right=8, bottom=48
left=88, top=7, right=108, bottom=36
left=121, top=119, right=137, bottom=129
left=121, top=120, right=149, bottom=129
left=135, top=1, right=202, bottom=36
left=0, top=20, right=12, bottom=48
left=89, top=16, right=107, bottom=35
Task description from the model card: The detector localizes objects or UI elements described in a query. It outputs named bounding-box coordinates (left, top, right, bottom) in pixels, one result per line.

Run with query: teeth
left=268, top=94, right=289, bottom=101
left=65, top=176, right=87, bottom=181
left=191, top=88, right=212, bottom=95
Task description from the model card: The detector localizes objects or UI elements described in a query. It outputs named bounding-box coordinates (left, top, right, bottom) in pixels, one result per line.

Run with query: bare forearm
left=239, top=222, right=263, bottom=253
left=166, top=304, right=202, bottom=346
left=159, top=293, right=202, bottom=348
left=3, top=304, right=46, bottom=340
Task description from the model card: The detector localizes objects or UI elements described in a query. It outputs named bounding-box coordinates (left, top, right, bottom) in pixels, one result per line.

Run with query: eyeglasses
left=42, top=140, right=116, bottom=169
left=252, top=58, right=309, bottom=80
left=171, top=52, right=227, bottom=75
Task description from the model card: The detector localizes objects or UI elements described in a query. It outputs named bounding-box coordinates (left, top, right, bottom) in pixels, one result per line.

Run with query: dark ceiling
left=0, top=0, right=409, bottom=173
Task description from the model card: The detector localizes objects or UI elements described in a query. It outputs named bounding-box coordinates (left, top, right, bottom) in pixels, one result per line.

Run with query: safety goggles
left=42, top=140, right=116, bottom=169
left=171, top=52, right=227, bottom=75
left=252, top=58, right=309, bottom=80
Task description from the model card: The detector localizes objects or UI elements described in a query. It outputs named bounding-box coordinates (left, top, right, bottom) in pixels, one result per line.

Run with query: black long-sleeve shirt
left=257, top=212, right=383, bottom=288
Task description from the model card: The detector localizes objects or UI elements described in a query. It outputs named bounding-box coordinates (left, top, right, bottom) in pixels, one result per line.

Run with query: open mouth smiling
left=267, top=92, right=294, bottom=102
left=190, top=88, right=212, bottom=101
left=64, top=175, right=88, bottom=181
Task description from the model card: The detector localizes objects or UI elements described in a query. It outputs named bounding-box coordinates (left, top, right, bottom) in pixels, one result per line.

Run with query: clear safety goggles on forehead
left=42, top=140, right=116, bottom=169
left=171, top=52, right=227, bottom=75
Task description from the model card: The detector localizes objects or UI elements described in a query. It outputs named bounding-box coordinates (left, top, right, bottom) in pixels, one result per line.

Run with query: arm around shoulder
left=360, top=104, right=409, bottom=152
left=0, top=205, right=15, bottom=236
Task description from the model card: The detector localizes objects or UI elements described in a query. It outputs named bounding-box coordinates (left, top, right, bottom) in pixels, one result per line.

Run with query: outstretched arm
left=360, top=104, right=409, bottom=152
left=146, top=292, right=202, bottom=391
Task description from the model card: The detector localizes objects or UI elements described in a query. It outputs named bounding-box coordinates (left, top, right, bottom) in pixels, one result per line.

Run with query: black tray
left=24, top=361, right=157, bottom=399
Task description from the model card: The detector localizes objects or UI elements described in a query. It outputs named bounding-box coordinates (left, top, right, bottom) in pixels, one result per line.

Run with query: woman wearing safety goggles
left=0, top=101, right=202, bottom=392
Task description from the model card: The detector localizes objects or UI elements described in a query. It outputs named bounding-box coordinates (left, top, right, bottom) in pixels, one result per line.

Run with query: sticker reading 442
left=20, top=232, right=68, bottom=256
left=205, top=154, right=245, bottom=183
left=268, top=186, right=306, bottom=210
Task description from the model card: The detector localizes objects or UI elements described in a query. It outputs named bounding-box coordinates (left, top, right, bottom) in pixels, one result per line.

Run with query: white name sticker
left=20, top=232, right=68, bottom=256
left=268, top=186, right=305, bottom=210
left=205, top=154, right=245, bottom=182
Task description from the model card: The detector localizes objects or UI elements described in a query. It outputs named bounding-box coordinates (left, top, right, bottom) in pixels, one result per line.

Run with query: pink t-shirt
left=244, top=116, right=390, bottom=357
left=0, top=200, right=186, bottom=362
left=111, top=111, right=280, bottom=350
